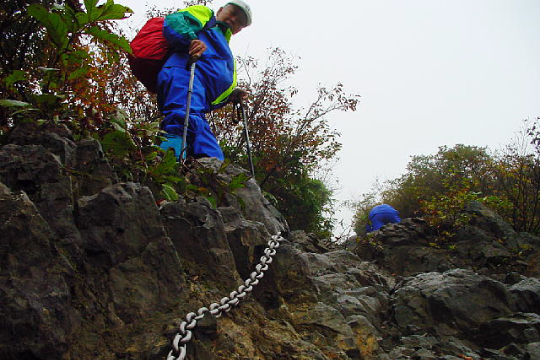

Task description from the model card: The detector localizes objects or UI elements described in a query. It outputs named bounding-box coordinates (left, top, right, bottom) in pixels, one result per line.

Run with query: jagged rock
left=2, top=125, right=540, bottom=360
left=0, top=125, right=117, bottom=260
left=525, top=342, right=540, bottom=359
left=477, top=312, right=540, bottom=348
left=464, top=201, right=517, bottom=239
left=385, top=268, right=540, bottom=359
left=354, top=203, right=540, bottom=278
left=266, top=246, right=391, bottom=359
left=74, top=138, right=118, bottom=196
left=0, top=179, right=186, bottom=359
left=223, top=212, right=275, bottom=281
left=354, top=217, right=456, bottom=275
left=289, top=230, right=332, bottom=253
left=0, top=141, right=84, bottom=272
left=0, top=185, right=78, bottom=359
left=510, top=277, right=540, bottom=313
left=76, top=182, right=186, bottom=325
left=8, top=122, right=77, bottom=167
left=160, top=197, right=241, bottom=287
left=392, top=269, right=514, bottom=332
left=193, top=157, right=287, bottom=235
left=0, top=143, right=64, bottom=195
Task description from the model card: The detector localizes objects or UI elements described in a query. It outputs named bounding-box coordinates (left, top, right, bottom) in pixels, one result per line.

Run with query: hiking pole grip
left=186, top=55, right=200, bottom=69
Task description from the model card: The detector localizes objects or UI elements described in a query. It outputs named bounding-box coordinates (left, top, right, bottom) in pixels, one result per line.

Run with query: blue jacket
left=158, top=5, right=237, bottom=113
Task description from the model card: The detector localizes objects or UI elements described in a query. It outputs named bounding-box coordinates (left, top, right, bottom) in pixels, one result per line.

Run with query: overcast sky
left=122, top=0, right=540, bottom=237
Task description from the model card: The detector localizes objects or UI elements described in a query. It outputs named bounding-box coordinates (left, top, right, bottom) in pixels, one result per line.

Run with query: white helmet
left=226, top=0, right=252, bottom=26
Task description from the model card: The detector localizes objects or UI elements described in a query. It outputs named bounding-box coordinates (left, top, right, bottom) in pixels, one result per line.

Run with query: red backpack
left=127, top=17, right=169, bottom=93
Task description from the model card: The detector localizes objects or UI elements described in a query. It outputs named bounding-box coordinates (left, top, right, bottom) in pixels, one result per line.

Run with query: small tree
left=490, top=118, right=540, bottom=234
left=212, top=48, right=360, bottom=238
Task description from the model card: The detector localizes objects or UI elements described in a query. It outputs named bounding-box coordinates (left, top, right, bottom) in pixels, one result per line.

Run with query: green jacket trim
left=170, top=5, right=214, bottom=41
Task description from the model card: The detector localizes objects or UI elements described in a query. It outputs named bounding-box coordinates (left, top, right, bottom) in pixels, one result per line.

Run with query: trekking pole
left=181, top=58, right=197, bottom=163
left=236, top=103, right=255, bottom=177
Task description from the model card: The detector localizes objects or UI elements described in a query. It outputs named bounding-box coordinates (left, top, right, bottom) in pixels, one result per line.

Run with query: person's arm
left=163, top=5, right=215, bottom=55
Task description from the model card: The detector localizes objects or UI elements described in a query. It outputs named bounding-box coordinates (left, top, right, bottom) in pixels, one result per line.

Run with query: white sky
left=121, top=0, right=540, bottom=237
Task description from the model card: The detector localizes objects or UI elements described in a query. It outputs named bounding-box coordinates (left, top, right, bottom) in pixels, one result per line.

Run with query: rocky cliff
left=1, top=124, right=539, bottom=360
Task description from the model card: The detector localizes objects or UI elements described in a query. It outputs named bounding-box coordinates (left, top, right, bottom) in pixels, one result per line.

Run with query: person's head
left=216, top=0, right=252, bottom=34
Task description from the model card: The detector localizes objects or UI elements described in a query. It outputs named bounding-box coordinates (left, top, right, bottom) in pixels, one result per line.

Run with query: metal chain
left=166, top=233, right=285, bottom=360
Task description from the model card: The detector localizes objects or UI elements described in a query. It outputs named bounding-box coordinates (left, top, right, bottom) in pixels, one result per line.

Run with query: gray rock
left=525, top=342, right=540, bottom=359
left=75, top=138, right=118, bottom=195
left=510, top=277, right=540, bottom=313
left=194, top=157, right=287, bottom=235
left=355, top=202, right=540, bottom=278
left=0, top=186, right=78, bottom=359
left=8, top=122, right=77, bottom=167
left=392, top=269, right=514, bottom=332
left=160, top=197, right=240, bottom=288
left=3, top=126, right=540, bottom=360
left=0, top=143, right=63, bottom=195
left=477, top=313, right=540, bottom=348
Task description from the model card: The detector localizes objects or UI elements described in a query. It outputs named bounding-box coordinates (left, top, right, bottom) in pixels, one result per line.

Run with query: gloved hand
left=229, top=88, right=248, bottom=104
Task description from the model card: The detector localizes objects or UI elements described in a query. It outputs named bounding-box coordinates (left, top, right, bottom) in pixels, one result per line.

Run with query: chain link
left=167, top=233, right=284, bottom=360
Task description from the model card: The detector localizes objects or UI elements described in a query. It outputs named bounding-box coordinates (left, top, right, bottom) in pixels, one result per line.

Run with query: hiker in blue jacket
left=365, top=204, right=401, bottom=233
left=157, top=1, right=252, bottom=160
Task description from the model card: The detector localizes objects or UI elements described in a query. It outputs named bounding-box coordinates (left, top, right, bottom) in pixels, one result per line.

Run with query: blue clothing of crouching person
left=366, top=204, right=401, bottom=233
